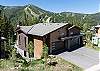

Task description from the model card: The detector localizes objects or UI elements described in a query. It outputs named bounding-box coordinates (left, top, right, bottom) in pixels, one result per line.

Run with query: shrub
left=27, top=41, right=34, bottom=58
left=20, top=68, right=30, bottom=71
left=42, top=44, right=48, bottom=59
left=22, top=59, right=30, bottom=67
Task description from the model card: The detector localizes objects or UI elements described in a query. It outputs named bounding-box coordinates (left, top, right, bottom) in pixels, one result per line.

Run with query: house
left=92, top=25, right=100, bottom=47
left=16, top=23, right=83, bottom=59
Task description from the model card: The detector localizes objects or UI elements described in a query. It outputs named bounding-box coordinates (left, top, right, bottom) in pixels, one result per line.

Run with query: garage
left=62, top=35, right=83, bottom=51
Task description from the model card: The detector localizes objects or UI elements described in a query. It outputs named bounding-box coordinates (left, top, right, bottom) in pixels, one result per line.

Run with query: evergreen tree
left=0, top=10, right=15, bottom=58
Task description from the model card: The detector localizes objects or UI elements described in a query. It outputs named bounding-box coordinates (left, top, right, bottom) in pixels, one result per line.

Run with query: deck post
left=50, top=47, right=52, bottom=54
left=68, top=39, right=70, bottom=50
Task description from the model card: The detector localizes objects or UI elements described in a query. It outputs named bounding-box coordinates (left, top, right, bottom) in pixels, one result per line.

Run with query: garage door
left=64, top=37, right=80, bottom=51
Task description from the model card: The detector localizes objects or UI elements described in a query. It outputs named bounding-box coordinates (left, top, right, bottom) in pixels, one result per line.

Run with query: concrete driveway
left=57, top=47, right=99, bottom=70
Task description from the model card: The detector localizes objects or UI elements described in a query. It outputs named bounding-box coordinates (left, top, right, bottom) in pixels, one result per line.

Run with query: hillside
left=0, top=4, right=100, bottom=30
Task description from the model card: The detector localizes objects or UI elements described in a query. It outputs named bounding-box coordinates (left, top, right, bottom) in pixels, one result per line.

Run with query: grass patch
left=45, top=57, right=83, bottom=71
left=0, top=56, right=83, bottom=71
left=0, top=59, right=18, bottom=71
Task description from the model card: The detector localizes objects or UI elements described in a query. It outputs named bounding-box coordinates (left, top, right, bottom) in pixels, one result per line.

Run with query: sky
left=0, top=0, right=100, bottom=14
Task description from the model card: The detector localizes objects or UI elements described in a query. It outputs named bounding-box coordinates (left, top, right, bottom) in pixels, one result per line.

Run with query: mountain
left=0, top=4, right=100, bottom=30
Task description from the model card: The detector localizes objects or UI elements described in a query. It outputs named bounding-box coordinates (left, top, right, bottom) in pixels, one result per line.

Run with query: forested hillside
left=0, top=4, right=100, bottom=29
left=0, top=4, right=100, bottom=51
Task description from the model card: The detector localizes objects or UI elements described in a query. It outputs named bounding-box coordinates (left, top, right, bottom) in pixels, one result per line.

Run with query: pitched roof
left=68, top=25, right=76, bottom=30
left=19, top=23, right=68, bottom=36
left=28, top=23, right=68, bottom=36
left=68, top=25, right=81, bottom=30
left=20, top=26, right=32, bottom=34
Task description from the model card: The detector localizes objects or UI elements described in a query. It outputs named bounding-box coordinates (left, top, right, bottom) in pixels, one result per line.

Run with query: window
left=19, top=35, right=21, bottom=45
left=24, top=37, right=26, bottom=47
left=60, top=33, right=65, bottom=37
left=24, top=51, right=26, bottom=57
left=96, top=29, right=98, bottom=33
left=70, top=32, right=73, bottom=35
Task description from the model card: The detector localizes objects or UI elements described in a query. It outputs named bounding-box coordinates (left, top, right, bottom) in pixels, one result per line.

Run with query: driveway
left=57, top=47, right=99, bottom=70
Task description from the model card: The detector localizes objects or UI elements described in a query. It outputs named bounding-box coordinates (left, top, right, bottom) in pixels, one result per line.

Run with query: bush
left=38, top=59, right=45, bottom=64
left=16, top=53, right=23, bottom=59
left=22, top=59, right=30, bottom=67
left=31, top=60, right=37, bottom=66
left=20, top=68, right=30, bottom=71
left=31, top=59, right=45, bottom=65
left=42, top=44, right=48, bottom=59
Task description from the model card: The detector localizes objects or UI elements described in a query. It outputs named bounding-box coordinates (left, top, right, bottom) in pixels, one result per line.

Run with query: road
left=57, top=47, right=100, bottom=70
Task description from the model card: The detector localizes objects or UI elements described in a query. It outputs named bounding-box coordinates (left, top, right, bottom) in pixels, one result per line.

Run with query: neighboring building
left=16, top=23, right=83, bottom=59
left=92, top=25, right=100, bottom=47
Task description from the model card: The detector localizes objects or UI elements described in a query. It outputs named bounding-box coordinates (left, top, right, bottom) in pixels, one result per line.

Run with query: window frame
left=24, top=51, right=26, bottom=57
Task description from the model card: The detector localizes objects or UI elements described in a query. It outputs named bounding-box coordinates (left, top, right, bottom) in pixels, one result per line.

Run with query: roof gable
left=17, top=26, right=32, bottom=34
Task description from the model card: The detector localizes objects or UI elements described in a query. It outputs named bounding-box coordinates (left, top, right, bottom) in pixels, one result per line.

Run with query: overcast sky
left=0, top=0, right=100, bottom=14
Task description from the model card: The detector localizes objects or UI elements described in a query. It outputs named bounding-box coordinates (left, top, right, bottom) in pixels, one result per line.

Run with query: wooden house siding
left=68, top=27, right=80, bottom=36
left=17, top=32, right=28, bottom=51
left=49, top=26, right=67, bottom=53
left=50, top=26, right=67, bottom=43
left=48, top=25, right=81, bottom=53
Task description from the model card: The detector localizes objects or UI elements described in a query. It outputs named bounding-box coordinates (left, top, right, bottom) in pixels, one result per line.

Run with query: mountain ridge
left=0, top=4, right=100, bottom=29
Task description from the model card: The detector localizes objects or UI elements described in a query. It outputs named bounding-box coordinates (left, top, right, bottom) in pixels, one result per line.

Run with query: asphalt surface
left=57, top=47, right=99, bottom=70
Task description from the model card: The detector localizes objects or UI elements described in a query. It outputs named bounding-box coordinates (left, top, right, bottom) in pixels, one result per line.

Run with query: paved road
left=57, top=47, right=99, bottom=70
